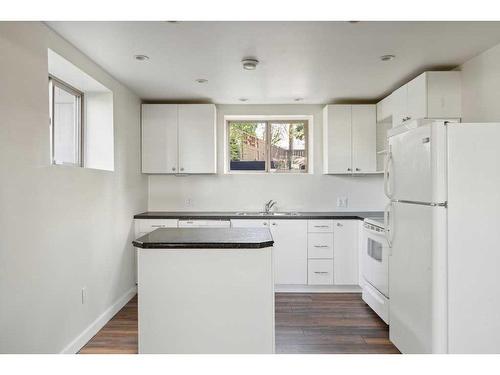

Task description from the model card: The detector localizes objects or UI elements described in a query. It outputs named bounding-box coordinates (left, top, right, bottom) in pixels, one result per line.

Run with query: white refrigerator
left=384, top=119, right=500, bottom=354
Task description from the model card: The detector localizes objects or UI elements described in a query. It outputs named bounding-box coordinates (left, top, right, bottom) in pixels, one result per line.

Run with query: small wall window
left=49, top=76, right=83, bottom=166
left=48, top=49, right=114, bottom=171
left=228, top=119, right=308, bottom=173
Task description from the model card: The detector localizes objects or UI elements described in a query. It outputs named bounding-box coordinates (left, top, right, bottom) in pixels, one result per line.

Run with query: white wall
left=459, top=42, right=500, bottom=122
left=148, top=104, right=386, bottom=212
left=85, top=92, right=114, bottom=171
left=0, top=22, right=147, bottom=353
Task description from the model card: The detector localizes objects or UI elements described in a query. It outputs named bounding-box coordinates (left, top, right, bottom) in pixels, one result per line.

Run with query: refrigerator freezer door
left=388, top=124, right=433, bottom=202
left=447, top=123, right=500, bottom=353
left=389, top=201, right=433, bottom=353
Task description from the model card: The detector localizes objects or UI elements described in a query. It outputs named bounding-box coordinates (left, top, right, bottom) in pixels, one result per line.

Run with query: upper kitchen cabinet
left=376, top=92, right=394, bottom=123
left=390, top=71, right=461, bottom=128
left=178, top=104, right=217, bottom=174
left=351, top=105, right=377, bottom=173
left=323, top=104, right=377, bottom=175
left=141, top=104, right=217, bottom=174
left=142, top=104, right=178, bottom=173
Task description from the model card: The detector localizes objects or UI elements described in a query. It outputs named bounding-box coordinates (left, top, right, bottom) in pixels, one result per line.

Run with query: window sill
left=224, top=170, right=312, bottom=175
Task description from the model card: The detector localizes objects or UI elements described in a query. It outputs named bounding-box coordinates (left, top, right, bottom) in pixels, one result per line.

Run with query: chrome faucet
left=264, top=200, right=277, bottom=213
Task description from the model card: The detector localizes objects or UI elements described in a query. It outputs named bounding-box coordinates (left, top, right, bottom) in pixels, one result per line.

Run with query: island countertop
left=133, top=211, right=382, bottom=220
left=132, top=227, right=274, bottom=249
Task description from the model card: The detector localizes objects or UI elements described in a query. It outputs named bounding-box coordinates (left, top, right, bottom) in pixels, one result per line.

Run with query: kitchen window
left=49, top=75, right=84, bottom=166
left=227, top=119, right=308, bottom=173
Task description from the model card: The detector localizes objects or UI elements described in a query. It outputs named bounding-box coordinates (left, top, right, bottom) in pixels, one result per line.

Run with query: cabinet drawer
left=308, top=259, right=334, bottom=285
left=308, top=233, right=334, bottom=259
left=308, top=220, right=334, bottom=233
left=138, top=219, right=178, bottom=233
left=178, top=220, right=230, bottom=228
left=231, top=219, right=269, bottom=228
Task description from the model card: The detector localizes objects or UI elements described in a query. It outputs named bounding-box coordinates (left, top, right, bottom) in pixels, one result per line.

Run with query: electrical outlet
left=336, top=196, right=348, bottom=208
left=81, top=287, right=87, bottom=305
left=185, top=198, right=193, bottom=207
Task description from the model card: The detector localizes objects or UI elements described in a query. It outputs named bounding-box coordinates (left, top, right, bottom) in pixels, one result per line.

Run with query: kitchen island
left=132, top=227, right=275, bottom=354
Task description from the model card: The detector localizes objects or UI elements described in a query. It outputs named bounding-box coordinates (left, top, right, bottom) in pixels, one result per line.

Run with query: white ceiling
left=47, top=21, right=500, bottom=104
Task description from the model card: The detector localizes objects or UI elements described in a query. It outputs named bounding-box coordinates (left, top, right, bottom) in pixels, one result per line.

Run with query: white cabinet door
left=142, top=104, right=178, bottom=173
left=426, top=71, right=461, bottom=119
left=391, top=85, right=408, bottom=128
left=407, top=73, right=427, bottom=123
left=351, top=105, right=376, bottom=173
left=231, top=219, right=270, bottom=228
left=270, top=220, right=308, bottom=285
left=323, top=105, right=352, bottom=174
left=376, top=92, right=394, bottom=122
left=333, top=220, right=359, bottom=285
left=178, top=104, right=216, bottom=174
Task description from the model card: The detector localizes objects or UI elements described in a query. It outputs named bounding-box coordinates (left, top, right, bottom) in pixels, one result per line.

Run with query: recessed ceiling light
left=134, top=54, right=149, bottom=61
left=239, top=98, right=248, bottom=102
left=195, top=78, right=208, bottom=84
left=380, top=54, right=396, bottom=62
left=294, top=98, right=304, bottom=102
left=242, top=58, right=259, bottom=70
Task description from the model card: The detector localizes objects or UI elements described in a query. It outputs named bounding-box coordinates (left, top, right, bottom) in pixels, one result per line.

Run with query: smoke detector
left=242, top=58, right=259, bottom=70
left=134, top=54, right=149, bottom=61
left=380, top=54, right=396, bottom=62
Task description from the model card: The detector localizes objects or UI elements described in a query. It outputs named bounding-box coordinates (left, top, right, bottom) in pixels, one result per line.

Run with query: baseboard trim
left=275, top=284, right=361, bottom=293
left=60, top=286, right=137, bottom=354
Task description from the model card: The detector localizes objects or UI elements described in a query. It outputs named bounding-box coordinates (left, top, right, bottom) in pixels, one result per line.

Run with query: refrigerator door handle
left=384, top=201, right=394, bottom=250
left=383, top=150, right=394, bottom=199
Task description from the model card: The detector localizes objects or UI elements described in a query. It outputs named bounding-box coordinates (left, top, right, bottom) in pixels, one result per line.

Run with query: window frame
left=226, top=118, right=309, bottom=174
left=49, top=75, right=84, bottom=167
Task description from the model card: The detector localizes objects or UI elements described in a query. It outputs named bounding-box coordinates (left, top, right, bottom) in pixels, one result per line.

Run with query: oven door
left=362, top=224, right=389, bottom=298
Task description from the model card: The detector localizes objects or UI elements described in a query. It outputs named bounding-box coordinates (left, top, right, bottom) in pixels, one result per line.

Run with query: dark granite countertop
left=133, top=211, right=383, bottom=220
left=132, top=227, right=274, bottom=249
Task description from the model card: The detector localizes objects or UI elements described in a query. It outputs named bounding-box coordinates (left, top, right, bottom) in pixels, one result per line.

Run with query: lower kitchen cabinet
left=307, top=220, right=334, bottom=285
left=134, top=219, right=179, bottom=284
left=308, top=259, right=334, bottom=285
left=136, top=219, right=179, bottom=234
left=333, top=220, right=359, bottom=285
left=230, top=219, right=269, bottom=228
left=269, top=220, right=308, bottom=285
left=307, top=233, right=334, bottom=259
left=231, top=218, right=361, bottom=287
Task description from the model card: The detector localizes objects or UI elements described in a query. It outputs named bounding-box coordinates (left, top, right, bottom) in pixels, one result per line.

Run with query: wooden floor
left=79, top=293, right=399, bottom=354
left=79, top=295, right=138, bottom=354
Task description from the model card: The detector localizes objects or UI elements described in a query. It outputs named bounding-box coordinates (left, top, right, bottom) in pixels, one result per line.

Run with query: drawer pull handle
left=314, top=225, right=329, bottom=228
left=151, top=225, right=165, bottom=228
left=313, top=245, right=329, bottom=248
left=314, top=271, right=329, bottom=275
